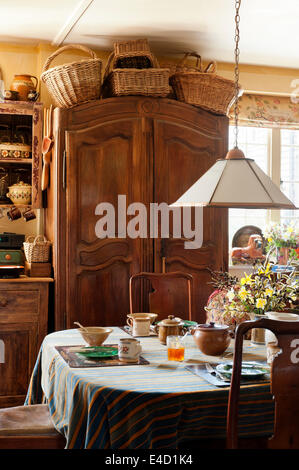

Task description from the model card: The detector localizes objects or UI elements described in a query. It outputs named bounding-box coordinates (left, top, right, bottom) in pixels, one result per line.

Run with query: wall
left=1, top=41, right=299, bottom=239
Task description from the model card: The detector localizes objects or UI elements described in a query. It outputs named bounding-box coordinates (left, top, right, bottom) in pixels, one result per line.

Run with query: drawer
left=0, top=289, right=39, bottom=314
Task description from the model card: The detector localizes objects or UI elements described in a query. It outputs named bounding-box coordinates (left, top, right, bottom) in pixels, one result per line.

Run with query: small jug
left=10, top=75, right=38, bottom=101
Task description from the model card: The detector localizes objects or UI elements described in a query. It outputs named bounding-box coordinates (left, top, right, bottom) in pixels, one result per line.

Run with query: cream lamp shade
left=171, top=148, right=296, bottom=209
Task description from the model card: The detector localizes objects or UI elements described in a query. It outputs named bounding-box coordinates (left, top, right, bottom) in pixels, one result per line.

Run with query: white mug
left=127, top=315, right=151, bottom=337
left=118, top=338, right=142, bottom=363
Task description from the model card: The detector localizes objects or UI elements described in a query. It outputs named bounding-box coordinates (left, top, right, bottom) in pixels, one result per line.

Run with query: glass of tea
left=167, top=335, right=185, bottom=362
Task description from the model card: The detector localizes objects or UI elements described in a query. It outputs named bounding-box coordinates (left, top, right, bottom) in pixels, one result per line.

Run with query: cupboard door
left=0, top=323, right=37, bottom=407
left=65, top=118, right=151, bottom=327
left=153, top=119, right=228, bottom=323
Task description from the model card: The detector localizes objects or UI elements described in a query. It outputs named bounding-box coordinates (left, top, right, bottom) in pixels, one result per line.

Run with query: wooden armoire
left=45, top=96, right=228, bottom=330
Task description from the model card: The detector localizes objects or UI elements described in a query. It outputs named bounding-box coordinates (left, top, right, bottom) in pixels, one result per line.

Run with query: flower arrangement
left=223, top=262, right=298, bottom=321
left=263, top=221, right=299, bottom=262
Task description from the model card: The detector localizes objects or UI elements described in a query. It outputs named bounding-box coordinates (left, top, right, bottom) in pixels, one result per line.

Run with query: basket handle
left=24, top=235, right=35, bottom=243
left=180, top=52, right=202, bottom=71
left=33, top=235, right=48, bottom=244
left=42, top=44, right=98, bottom=73
left=203, top=61, right=217, bottom=73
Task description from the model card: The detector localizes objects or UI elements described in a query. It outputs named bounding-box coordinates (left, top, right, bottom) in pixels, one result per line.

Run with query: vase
left=276, top=247, right=289, bottom=265
left=250, top=313, right=266, bottom=345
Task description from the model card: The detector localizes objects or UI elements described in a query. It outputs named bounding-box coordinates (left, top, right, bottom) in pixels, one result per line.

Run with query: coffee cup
left=23, top=208, right=36, bottom=222
left=118, top=338, right=142, bottom=363
left=7, top=205, right=21, bottom=221
left=127, top=315, right=151, bottom=336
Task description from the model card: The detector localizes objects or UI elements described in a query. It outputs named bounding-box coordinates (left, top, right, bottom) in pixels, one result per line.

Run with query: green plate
left=183, top=320, right=197, bottom=328
left=216, top=362, right=269, bottom=379
left=77, top=346, right=118, bottom=359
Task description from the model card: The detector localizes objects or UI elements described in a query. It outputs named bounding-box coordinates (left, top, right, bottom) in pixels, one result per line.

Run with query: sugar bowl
left=191, top=321, right=231, bottom=356
left=154, top=315, right=186, bottom=345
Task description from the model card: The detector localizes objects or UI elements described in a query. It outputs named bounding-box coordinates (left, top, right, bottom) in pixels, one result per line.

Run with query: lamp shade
left=171, top=151, right=296, bottom=209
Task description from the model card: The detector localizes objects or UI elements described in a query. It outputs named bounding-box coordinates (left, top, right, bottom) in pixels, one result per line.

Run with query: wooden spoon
left=74, top=321, right=89, bottom=332
left=41, top=105, right=53, bottom=191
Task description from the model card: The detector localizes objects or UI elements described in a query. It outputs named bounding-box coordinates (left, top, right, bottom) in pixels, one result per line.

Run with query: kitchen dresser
left=45, top=96, right=228, bottom=330
left=0, top=277, right=52, bottom=408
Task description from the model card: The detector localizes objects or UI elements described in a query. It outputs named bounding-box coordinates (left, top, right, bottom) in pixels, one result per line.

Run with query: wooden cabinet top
left=0, top=276, right=53, bottom=283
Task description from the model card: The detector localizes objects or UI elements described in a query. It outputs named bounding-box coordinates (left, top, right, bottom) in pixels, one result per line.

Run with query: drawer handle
left=0, top=297, right=7, bottom=307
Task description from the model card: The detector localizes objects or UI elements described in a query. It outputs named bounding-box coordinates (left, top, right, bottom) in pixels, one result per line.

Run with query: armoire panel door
left=153, top=118, right=228, bottom=323
left=65, top=118, right=151, bottom=327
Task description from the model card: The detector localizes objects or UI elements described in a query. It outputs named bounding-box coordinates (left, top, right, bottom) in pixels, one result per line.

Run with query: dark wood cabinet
left=0, top=278, right=50, bottom=408
left=45, top=97, right=228, bottom=330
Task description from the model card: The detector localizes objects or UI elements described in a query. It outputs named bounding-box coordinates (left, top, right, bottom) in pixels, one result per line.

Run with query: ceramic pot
left=7, top=181, right=31, bottom=205
left=10, top=75, right=38, bottom=101
left=154, top=315, right=185, bottom=345
left=191, top=321, right=231, bottom=356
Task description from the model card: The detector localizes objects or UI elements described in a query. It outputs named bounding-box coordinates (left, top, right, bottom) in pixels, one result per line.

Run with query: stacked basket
left=169, top=52, right=237, bottom=116
left=102, top=39, right=170, bottom=98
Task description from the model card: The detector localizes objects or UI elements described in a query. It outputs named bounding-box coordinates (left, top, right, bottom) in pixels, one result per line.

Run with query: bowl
left=78, top=327, right=113, bottom=346
left=7, top=181, right=31, bottom=205
left=127, top=312, right=158, bottom=324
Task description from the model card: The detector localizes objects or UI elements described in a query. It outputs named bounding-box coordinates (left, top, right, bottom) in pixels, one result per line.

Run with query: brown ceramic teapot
left=154, top=315, right=186, bottom=345
left=191, top=321, right=231, bottom=356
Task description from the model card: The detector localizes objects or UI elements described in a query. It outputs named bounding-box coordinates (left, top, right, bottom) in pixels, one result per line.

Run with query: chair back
left=227, top=317, right=299, bottom=449
left=129, top=272, right=193, bottom=321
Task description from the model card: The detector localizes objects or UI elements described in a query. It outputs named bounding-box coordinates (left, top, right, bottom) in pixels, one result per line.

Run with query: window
left=228, top=125, right=299, bottom=255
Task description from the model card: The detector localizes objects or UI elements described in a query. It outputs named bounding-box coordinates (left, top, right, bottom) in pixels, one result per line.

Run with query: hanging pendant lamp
left=171, top=0, right=296, bottom=210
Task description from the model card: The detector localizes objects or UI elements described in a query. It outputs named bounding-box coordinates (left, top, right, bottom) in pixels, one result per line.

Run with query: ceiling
left=1, top=0, right=299, bottom=68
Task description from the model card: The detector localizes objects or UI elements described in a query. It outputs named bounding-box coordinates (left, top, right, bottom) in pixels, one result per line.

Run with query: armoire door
left=153, top=117, right=228, bottom=323
left=65, top=118, right=151, bottom=327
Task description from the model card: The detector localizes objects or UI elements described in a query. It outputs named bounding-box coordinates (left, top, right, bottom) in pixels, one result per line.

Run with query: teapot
left=10, top=75, right=38, bottom=101
left=191, top=321, right=231, bottom=356
left=154, top=315, right=186, bottom=345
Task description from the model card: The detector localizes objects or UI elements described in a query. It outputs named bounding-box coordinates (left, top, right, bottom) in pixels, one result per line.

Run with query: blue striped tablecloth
left=25, top=327, right=274, bottom=449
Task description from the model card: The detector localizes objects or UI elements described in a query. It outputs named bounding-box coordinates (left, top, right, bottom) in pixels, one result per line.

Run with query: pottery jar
left=7, top=181, right=32, bottom=205
left=10, top=75, right=38, bottom=101
left=191, top=321, right=231, bottom=356
left=154, top=315, right=185, bottom=345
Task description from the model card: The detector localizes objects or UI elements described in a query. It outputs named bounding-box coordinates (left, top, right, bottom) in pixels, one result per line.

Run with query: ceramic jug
left=10, top=74, right=38, bottom=101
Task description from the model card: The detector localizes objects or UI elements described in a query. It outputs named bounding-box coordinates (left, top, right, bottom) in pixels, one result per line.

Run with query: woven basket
left=23, top=235, right=51, bottom=263
left=114, top=39, right=151, bottom=56
left=41, top=44, right=102, bottom=108
left=170, top=52, right=236, bottom=115
left=102, top=52, right=170, bottom=98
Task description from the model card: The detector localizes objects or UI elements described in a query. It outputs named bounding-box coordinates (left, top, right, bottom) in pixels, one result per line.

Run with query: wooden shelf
left=0, top=203, right=31, bottom=208
left=0, top=158, right=32, bottom=164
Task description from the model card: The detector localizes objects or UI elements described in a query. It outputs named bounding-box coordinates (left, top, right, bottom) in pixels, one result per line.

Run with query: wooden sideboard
left=0, top=277, right=52, bottom=408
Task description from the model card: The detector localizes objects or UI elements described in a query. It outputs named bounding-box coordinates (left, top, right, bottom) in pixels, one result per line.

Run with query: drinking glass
left=167, top=335, right=185, bottom=362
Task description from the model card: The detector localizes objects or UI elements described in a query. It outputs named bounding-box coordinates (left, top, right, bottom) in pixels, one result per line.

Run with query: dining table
left=25, top=326, right=275, bottom=449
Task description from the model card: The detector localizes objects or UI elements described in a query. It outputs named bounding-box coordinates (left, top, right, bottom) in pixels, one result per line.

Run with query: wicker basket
left=23, top=235, right=51, bottom=263
left=114, top=39, right=151, bottom=56
left=170, top=52, right=236, bottom=115
left=41, top=44, right=102, bottom=108
left=102, top=52, right=170, bottom=98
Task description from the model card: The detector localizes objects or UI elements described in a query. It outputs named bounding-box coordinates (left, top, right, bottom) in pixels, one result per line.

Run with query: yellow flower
left=268, top=237, right=273, bottom=243
left=238, top=287, right=249, bottom=300
left=256, top=298, right=267, bottom=309
left=287, top=226, right=294, bottom=234
left=241, top=273, right=253, bottom=286
left=265, top=288, right=273, bottom=297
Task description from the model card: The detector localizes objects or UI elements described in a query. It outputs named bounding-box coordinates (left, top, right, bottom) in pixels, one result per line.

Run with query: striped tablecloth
left=25, top=327, right=274, bottom=449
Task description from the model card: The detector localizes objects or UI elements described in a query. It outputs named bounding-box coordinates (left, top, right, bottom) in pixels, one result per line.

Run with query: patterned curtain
left=229, top=93, right=299, bottom=129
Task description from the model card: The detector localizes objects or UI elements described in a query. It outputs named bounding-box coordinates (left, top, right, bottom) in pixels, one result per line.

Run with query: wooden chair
left=0, top=404, right=65, bottom=449
left=227, top=317, right=299, bottom=449
left=129, top=272, right=193, bottom=321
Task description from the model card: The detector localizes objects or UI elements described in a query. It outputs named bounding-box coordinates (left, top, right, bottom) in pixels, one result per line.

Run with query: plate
left=77, top=346, right=118, bottom=359
left=216, top=362, right=269, bottom=379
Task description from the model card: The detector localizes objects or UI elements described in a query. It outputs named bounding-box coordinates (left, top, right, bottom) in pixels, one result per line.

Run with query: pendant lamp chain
left=233, top=0, right=241, bottom=149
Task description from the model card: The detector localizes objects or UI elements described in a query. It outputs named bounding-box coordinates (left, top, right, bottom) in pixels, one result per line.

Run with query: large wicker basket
left=102, top=52, right=170, bottom=98
left=41, top=44, right=102, bottom=108
left=23, top=235, right=51, bottom=263
left=170, top=52, right=236, bottom=115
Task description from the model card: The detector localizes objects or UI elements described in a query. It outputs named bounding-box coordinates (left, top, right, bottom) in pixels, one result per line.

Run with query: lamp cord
left=233, top=0, right=241, bottom=149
